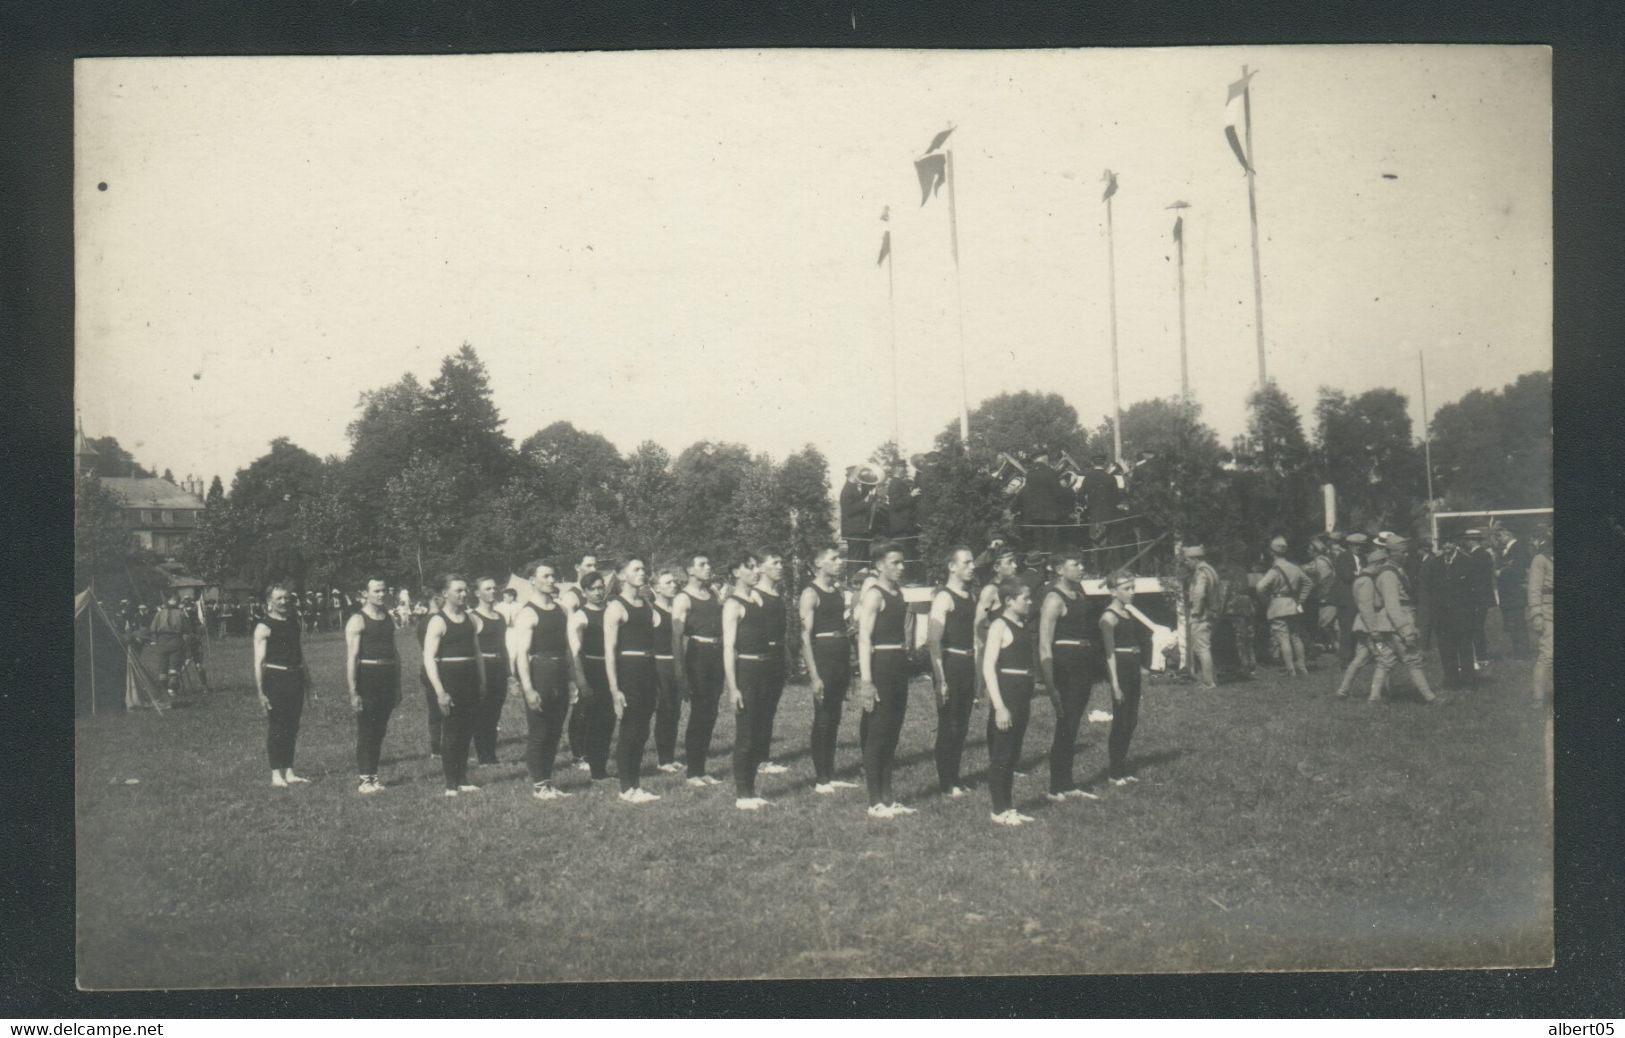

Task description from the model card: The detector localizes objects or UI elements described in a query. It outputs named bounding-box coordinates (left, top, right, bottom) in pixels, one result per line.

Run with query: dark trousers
left=264, top=668, right=304, bottom=770
left=614, top=656, right=658, bottom=791
left=934, top=653, right=978, bottom=793
left=653, top=657, right=681, bottom=765
left=421, top=668, right=443, bottom=756
left=810, top=640, right=851, bottom=783
left=473, top=656, right=508, bottom=764
left=524, top=655, right=571, bottom=783
left=731, top=658, right=767, bottom=797
left=355, top=664, right=399, bottom=775
left=1338, top=606, right=1358, bottom=666
left=861, top=652, right=910, bottom=807
left=155, top=634, right=186, bottom=692
left=1501, top=604, right=1530, bottom=658
left=684, top=643, right=725, bottom=779
left=1108, top=650, right=1143, bottom=779
left=1437, top=612, right=1476, bottom=689
left=1470, top=607, right=1489, bottom=664
left=580, top=659, right=616, bottom=780
left=1048, top=650, right=1099, bottom=794
left=436, top=659, right=481, bottom=788
left=987, top=680, right=1033, bottom=815
left=755, top=651, right=786, bottom=765
left=844, top=537, right=872, bottom=578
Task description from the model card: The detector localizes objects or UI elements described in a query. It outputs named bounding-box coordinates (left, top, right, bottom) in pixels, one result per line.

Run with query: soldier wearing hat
left=1334, top=540, right=1446, bottom=705
left=1527, top=526, right=1553, bottom=707
left=1306, top=534, right=1338, bottom=655
left=1254, top=535, right=1312, bottom=678
left=1332, top=533, right=1367, bottom=666
left=1181, top=544, right=1220, bottom=690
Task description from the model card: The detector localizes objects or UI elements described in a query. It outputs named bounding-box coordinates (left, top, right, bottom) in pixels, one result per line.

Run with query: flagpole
left=1174, top=207, right=1190, bottom=402
left=887, top=232, right=901, bottom=451
left=1419, top=349, right=1435, bottom=506
left=1105, top=181, right=1123, bottom=464
left=1242, top=64, right=1267, bottom=388
left=945, top=148, right=971, bottom=445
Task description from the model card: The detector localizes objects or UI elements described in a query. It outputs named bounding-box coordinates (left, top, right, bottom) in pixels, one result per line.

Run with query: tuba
left=992, top=451, right=1027, bottom=497
left=1057, top=450, right=1086, bottom=491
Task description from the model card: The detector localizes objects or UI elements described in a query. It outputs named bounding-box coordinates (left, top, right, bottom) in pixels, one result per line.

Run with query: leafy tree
left=1090, top=397, right=1233, bottom=558
left=1231, top=381, right=1317, bottom=546
left=422, top=343, right=514, bottom=497
left=454, top=474, right=559, bottom=581
left=74, top=474, right=130, bottom=591
left=227, top=437, right=326, bottom=588
left=206, top=476, right=225, bottom=507
left=914, top=441, right=1010, bottom=574
left=1429, top=370, right=1551, bottom=510
left=1313, top=387, right=1425, bottom=532
left=382, top=451, right=464, bottom=589
left=618, top=441, right=680, bottom=564
left=547, top=496, right=624, bottom=572
left=86, top=435, right=153, bottom=479
left=161, top=468, right=176, bottom=484
left=779, top=444, right=835, bottom=565
left=733, top=456, right=794, bottom=559
left=933, top=391, right=1090, bottom=460
left=181, top=498, right=257, bottom=586
left=669, top=441, right=754, bottom=557
left=293, top=461, right=376, bottom=595
left=520, top=421, right=627, bottom=513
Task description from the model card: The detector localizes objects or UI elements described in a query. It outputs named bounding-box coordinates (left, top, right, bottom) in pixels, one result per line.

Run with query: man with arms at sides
left=1183, top=544, right=1221, bottom=691
left=1526, top=527, right=1553, bottom=709
left=422, top=574, right=487, bottom=797
left=982, top=578, right=1037, bottom=827
left=975, top=544, right=1020, bottom=650
left=650, top=567, right=686, bottom=775
left=566, top=571, right=616, bottom=783
left=1256, top=535, right=1312, bottom=679
left=1099, top=572, right=1153, bottom=787
left=721, top=553, right=770, bottom=811
left=254, top=583, right=315, bottom=789
left=1306, top=534, right=1339, bottom=655
left=469, top=576, right=509, bottom=769
left=510, top=560, right=576, bottom=801
left=1366, top=533, right=1447, bottom=707
left=671, top=551, right=725, bottom=788
left=345, top=577, right=400, bottom=795
left=604, top=557, right=663, bottom=804
left=854, top=542, right=916, bottom=819
left=928, top=545, right=980, bottom=799
left=1038, top=549, right=1104, bottom=804
left=414, top=589, right=445, bottom=760
left=799, top=545, right=860, bottom=795
left=839, top=466, right=877, bottom=581
left=754, top=550, right=791, bottom=777
left=557, top=551, right=599, bottom=770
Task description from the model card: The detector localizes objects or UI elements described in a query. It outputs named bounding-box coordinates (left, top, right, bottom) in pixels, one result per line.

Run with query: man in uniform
left=148, top=591, right=190, bottom=697
left=1081, top=454, right=1122, bottom=564
left=882, top=460, right=921, bottom=579
left=1038, top=549, right=1105, bottom=801
left=1330, top=532, right=1365, bottom=667
left=1254, top=536, right=1312, bottom=678
left=1495, top=526, right=1534, bottom=660
left=800, top=545, right=860, bottom=794
left=1366, top=533, right=1447, bottom=705
left=1462, top=529, right=1496, bottom=672
left=1017, top=449, right=1065, bottom=553
left=1527, top=526, right=1553, bottom=707
left=1305, top=534, right=1338, bottom=655
left=345, top=577, right=401, bottom=794
left=1416, top=537, right=1444, bottom=652
left=1182, top=544, right=1220, bottom=690
left=853, top=542, right=916, bottom=819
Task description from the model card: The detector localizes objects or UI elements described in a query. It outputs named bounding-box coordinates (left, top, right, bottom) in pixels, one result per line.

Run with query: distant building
left=100, top=477, right=207, bottom=557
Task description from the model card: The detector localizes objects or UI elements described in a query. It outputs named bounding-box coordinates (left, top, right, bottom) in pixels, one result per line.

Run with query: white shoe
left=1065, top=788, right=1099, bottom=800
left=991, top=810, right=1024, bottom=827
left=947, top=786, right=968, bottom=799
left=828, top=779, right=860, bottom=789
left=760, top=762, right=788, bottom=775
left=358, top=779, right=384, bottom=795
left=1088, top=709, right=1113, bottom=723
left=887, top=802, right=916, bottom=816
left=735, top=797, right=767, bottom=811
left=814, top=783, right=837, bottom=795
left=701, top=775, right=721, bottom=786
left=620, top=788, right=657, bottom=804
left=657, top=762, right=684, bottom=774
left=1012, top=770, right=1028, bottom=779
left=635, top=788, right=661, bottom=802
left=457, top=784, right=482, bottom=793
left=1110, top=775, right=1138, bottom=787
left=1045, top=792, right=1069, bottom=803
left=531, top=784, right=559, bottom=801
left=1013, top=810, right=1036, bottom=822
left=443, top=788, right=459, bottom=798
left=686, top=776, right=710, bottom=788
left=284, top=772, right=311, bottom=785
left=867, top=804, right=897, bottom=819
left=575, top=760, right=592, bottom=771
left=271, top=774, right=289, bottom=789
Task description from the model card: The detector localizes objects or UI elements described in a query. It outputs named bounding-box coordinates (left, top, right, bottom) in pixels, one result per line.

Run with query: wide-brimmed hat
left=1182, top=544, right=1205, bottom=559
left=1345, top=532, right=1369, bottom=546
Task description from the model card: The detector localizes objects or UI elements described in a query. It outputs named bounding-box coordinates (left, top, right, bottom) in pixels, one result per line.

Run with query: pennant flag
left=1173, top=214, right=1183, bottom=242
left=1224, top=70, right=1257, bottom=173
left=877, top=229, right=891, bottom=266
left=926, top=126, right=955, bottom=154
left=1101, top=169, right=1118, bottom=202
left=915, top=153, right=947, bottom=206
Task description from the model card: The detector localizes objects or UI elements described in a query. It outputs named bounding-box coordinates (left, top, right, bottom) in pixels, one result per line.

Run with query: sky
left=74, top=46, right=1550, bottom=487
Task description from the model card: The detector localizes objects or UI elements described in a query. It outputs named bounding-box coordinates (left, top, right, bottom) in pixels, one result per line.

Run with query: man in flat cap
left=1254, top=535, right=1312, bottom=678
left=1182, top=544, right=1220, bottom=690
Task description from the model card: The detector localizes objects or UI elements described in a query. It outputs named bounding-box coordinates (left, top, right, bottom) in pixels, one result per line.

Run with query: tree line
left=74, top=343, right=1550, bottom=597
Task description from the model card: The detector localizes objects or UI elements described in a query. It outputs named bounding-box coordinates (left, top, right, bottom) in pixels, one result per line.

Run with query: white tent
left=74, top=590, right=169, bottom=716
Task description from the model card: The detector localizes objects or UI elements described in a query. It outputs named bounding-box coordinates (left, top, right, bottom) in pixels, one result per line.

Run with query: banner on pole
left=1224, top=70, right=1257, bottom=173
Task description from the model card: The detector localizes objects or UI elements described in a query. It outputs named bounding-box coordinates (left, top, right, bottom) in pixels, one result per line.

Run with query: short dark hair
left=872, top=540, right=905, bottom=563
left=997, top=577, right=1028, bottom=602
left=440, top=572, right=468, bottom=592
left=473, top=575, right=497, bottom=589
left=756, top=548, right=784, bottom=565
left=579, top=571, right=605, bottom=592
left=1054, top=548, right=1084, bottom=567
left=728, top=551, right=760, bottom=576
left=619, top=555, right=646, bottom=573
left=526, top=559, right=553, bottom=580
left=943, top=544, right=974, bottom=570
left=362, top=575, right=388, bottom=590
left=812, top=544, right=841, bottom=565
left=685, top=550, right=710, bottom=570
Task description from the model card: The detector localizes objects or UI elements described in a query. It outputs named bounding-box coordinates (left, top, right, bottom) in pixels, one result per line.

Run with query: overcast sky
left=75, top=46, right=1550, bottom=487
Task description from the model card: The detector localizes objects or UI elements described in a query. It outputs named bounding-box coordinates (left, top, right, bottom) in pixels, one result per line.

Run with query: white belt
left=945, top=646, right=972, bottom=656
left=437, top=656, right=475, bottom=663
left=617, top=650, right=650, bottom=657
left=1055, top=639, right=1085, bottom=646
left=584, top=654, right=605, bottom=661
left=873, top=644, right=904, bottom=651
left=814, top=631, right=846, bottom=639
left=480, top=652, right=502, bottom=659
left=688, top=636, right=719, bottom=645
left=264, top=662, right=294, bottom=671
left=529, top=652, right=567, bottom=660
left=1114, top=647, right=1140, bottom=654
left=358, top=658, right=397, bottom=666
left=737, top=653, right=765, bottom=661
left=654, top=653, right=675, bottom=660
left=999, top=667, right=1031, bottom=675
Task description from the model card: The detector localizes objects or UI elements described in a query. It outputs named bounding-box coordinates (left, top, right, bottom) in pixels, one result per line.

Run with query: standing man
left=671, top=551, right=725, bottom=788
left=559, top=550, right=600, bottom=769
left=1334, top=545, right=1393, bottom=702
left=1039, top=549, right=1104, bottom=802
left=1463, top=529, right=1496, bottom=672
left=415, top=589, right=444, bottom=759
left=603, top=557, right=662, bottom=804
left=1255, top=536, right=1312, bottom=678
left=1366, top=534, right=1447, bottom=706
left=651, top=567, right=685, bottom=774
left=883, top=461, right=921, bottom=578
left=1527, top=527, right=1553, bottom=707
left=839, top=466, right=878, bottom=581
left=1416, top=537, right=1444, bottom=653
left=510, top=559, right=575, bottom=800
left=565, top=572, right=615, bottom=782
left=854, top=542, right=916, bottom=819
left=800, top=545, right=859, bottom=795
left=1495, top=526, right=1534, bottom=660
left=721, top=552, right=769, bottom=810
left=558, top=551, right=601, bottom=612
left=1017, top=449, right=1064, bottom=553
left=975, top=544, right=1020, bottom=646
left=149, top=591, right=190, bottom=698
left=1183, top=544, right=1221, bottom=690
left=1099, top=572, right=1151, bottom=786
left=927, top=545, right=980, bottom=799
left=1306, top=534, right=1338, bottom=655
left=421, top=574, right=487, bottom=797
left=469, top=576, right=509, bottom=768
left=1081, top=455, right=1121, bottom=559
left=754, top=550, right=791, bottom=777
left=345, top=576, right=400, bottom=794
left=253, top=584, right=314, bottom=788
left=1436, top=539, right=1478, bottom=691
left=982, top=578, right=1037, bottom=827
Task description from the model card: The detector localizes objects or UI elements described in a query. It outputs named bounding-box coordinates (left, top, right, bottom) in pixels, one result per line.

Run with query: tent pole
left=88, top=580, right=97, bottom=716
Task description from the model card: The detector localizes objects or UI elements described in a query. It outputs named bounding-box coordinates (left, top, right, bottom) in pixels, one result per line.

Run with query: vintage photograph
left=72, top=46, right=1552, bottom=987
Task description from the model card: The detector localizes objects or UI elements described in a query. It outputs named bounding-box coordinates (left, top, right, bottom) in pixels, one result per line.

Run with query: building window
left=141, top=510, right=154, bottom=525
left=161, top=510, right=173, bottom=526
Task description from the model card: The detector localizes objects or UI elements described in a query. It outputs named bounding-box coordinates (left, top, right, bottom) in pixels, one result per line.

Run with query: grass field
left=75, top=621, right=1552, bottom=988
